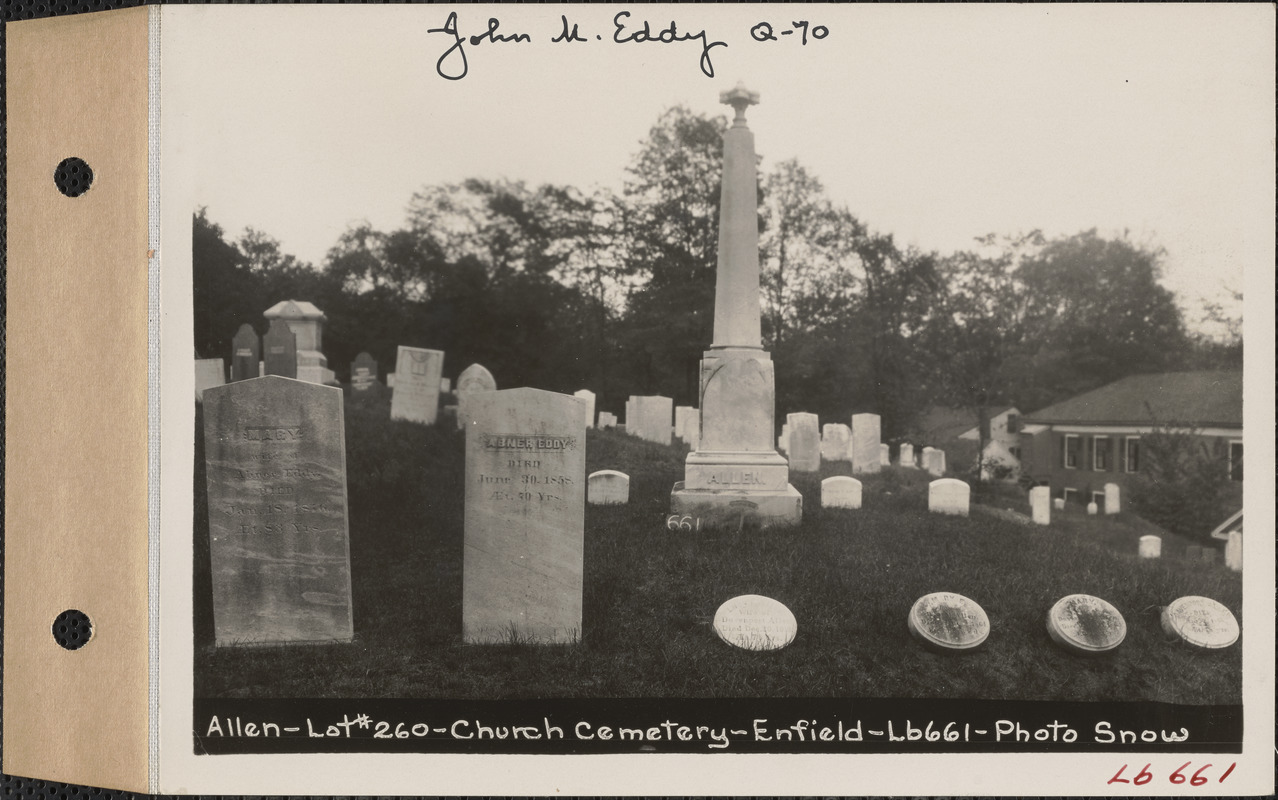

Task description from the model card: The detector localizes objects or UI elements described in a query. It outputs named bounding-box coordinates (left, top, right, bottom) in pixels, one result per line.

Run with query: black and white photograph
left=154, top=3, right=1272, bottom=793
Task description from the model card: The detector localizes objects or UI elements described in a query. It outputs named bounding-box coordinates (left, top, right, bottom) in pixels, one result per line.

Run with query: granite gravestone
left=786, top=413, right=820, bottom=472
left=350, top=352, right=378, bottom=391
left=574, top=390, right=597, bottom=430
left=908, top=592, right=990, bottom=652
left=462, top=388, right=585, bottom=644
left=821, top=476, right=862, bottom=509
left=851, top=413, right=882, bottom=474
left=389, top=346, right=444, bottom=424
left=230, top=323, right=260, bottom=382
left=928, top=478, right=970, bottom=517
left=1029, top=486, right=1051, bottom=525
left=455, top=363, right=498, bottom=431
left=1047, top=594, right=1126, bottom=655
left=195, top=358, right=226, bottom=401
left=712, top=594, right=797, bottom=651
left=201, top=376, right=353, bottom=646
left=587, top=470, right=630, bottom=505
left=262, top=319, right=298, bottom=379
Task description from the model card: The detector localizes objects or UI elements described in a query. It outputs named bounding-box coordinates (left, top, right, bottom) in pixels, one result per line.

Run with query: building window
left=1006, top=413, right=1020, bottom=434
left=1063, top=488, right=1078, bottom=504
left=1125, top=436, right=1140, bottom=473
left=1092, top=490, right=1106, bottom=510
left=1009, top=445, right=1021, bottom=460
left=1093, top=436, right=1112, bottom=471
left=1229, top=441, right=1243, bottom=482
left=1063, top=434, right=1080, bottom=469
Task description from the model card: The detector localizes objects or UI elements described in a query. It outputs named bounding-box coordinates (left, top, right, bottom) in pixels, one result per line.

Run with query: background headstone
left=682, top=414, right=700, bottom=450
left=879, top=443, right=890, bottom=466
left=350, top=351, right=378, bottom=391
left=777, top=422, right=790, bottom=454
left=587, top=470, right=630, bottom=505
left=1053, top=497, right=1065, bottom=511
left=631, top=395, right=674, bottom=446
left=597, top=411, right=617, bottom=429
left=386, top=373, right=395, bottom=388
left=899, top=443, right=915, bottom=468
left=851, top=413, right=882, bottom=474
left=712, top=594, right=797, bottom=651
left=821, top=423, right=851, bottom=462
left=821, top=476, right=862, bottom=509
left=1138, top=535, right=1161, bottom=558
left=1104, top=482, right=1120, bottom=514
left=230, top=323, right=260, bottom=382
left=1087, top=501, right=1098, bottom=516
left=1029, top=486, right=1051, bottom=525
left=674, top=405, right=695, bottom=441
left=785, top=413, right=820, bottom=472
left=195, top=358, right=226, bottom=401
left=262, top=318, right=298, bottom=379
left=389, top=346, right=444, bottom=424
left=574, top=390, right=597, bottom=429
left=264, top=299, right=334, bottom=385
left=1224, top=531, right=1242, bottom=571
left=440, top=377, right=451, bottom=393
left=928, top=478, right=970, bottom=517
left=201, top=376, right=353, bottom=646
left=463, top=388, right=585, bottom=644
left=455, top=363, right=498, bottom=430
left=1047, top=594, right=1126, bottom=654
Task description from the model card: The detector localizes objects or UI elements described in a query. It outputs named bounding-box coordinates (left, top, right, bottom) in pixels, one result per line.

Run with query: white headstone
left=386, top=372, right=395, bottom=388
left=712, top=594, right=797, bottom=651
left=879, top=443, right=891, bottom=466
left=630, top=395, right=674, bottom=445
left=850, top=413, right=882, bottom=474
left=674, top=405, right=695, bottom=441
left=899, top=443, right=915, bottom=468
left=462, top=388, right=585, bottom=644
left=194, top=358, right=226, bottom=401
left=1053, top=497, right=1065, bottom=511
left=778, top=422, right=790, bottom=454
left=1087, top=501, right=1098, bottom=516
left=786, top=413, right=820, bottom=472
left=683, top=414, right=700, bottom=450
left=1029, top=486, right=1051, bottom=525
left=821, top=476, right=862, bottom=509
left=440, top=377, right=450, bottom=393
left=1104, top=482, right=1120, bottom=514
left=587, top=470, right=630, bottom=505
left=922, top=446, right=945, bottom=477
left=389, top=347, right=444, bottom=424
left=821, top=423, right=852, bottom=462
left=1138, top=534, right=1161, bottom=558
left=1224, top=531, right=1242, bottom=571
left=597, top=411, right=617, bottom=429
left=574, top=390, right=597, bottom=429
left=455, top=363, right=498, bottom=430
left=928, top=478, right=970, bottom=517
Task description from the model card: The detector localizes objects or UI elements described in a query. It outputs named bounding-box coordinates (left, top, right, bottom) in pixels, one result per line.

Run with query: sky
left=169, top=4, right=1274, bottom=336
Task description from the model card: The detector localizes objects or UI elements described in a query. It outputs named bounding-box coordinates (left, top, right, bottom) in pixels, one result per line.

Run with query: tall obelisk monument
left=670, top=84, right=803, bottom=527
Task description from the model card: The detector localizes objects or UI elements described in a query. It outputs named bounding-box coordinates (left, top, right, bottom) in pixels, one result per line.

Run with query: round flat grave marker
left=1047, top=594, right=1126, bottom=654
left=713, top=594, right=797, bottom=651
left=908, top=592, right=990, bottom=651
left=1160, top=596, right=1239, bottom=649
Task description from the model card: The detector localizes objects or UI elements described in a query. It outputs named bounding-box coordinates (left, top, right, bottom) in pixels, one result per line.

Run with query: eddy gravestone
left=463, top=388, right=585, bottom=644
left=201, top=376, right=353, bottom=646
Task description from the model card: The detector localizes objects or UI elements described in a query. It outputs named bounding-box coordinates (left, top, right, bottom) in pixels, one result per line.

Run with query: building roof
left=1024, top=371, right=1242, bottom=428
left=916, top=405, right=1016, bottom=445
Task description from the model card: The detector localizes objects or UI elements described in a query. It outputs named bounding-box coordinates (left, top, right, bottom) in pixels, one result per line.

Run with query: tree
left=1127, top=419, right=1235, bottom=540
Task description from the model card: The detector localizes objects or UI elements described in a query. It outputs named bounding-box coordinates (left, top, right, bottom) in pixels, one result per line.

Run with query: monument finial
left=720, top=81, right=759, bottom=127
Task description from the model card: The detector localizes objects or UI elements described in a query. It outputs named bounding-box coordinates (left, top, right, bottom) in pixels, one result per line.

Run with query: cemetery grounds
left=193, top=387, right=1241, bottom=704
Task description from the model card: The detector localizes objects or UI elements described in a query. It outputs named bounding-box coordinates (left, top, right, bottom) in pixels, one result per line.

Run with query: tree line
left=194, top=106, right=1242, bottom=443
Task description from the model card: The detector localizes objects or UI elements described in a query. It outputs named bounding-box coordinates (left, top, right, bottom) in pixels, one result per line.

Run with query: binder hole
left=52, top=609, right=92, bottom=650
left=54, top=157, right=93, bottom=198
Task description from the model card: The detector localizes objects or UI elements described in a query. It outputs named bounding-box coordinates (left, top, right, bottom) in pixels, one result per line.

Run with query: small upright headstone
left=587, top=470, right=630, bottom=505
left=1104, top=482, right=1120, bottom=514
left=263, top=300, right=334, bottom=385
left=597, top=411, right=617, bottom=429
left=230, top=323, right=260, bottom=382
left=440, top=377, right=451, bottom=393
left=455, top=363, right=498, bottom=430
left=350, top=352, right=378, bottom=391
left=201, top=376, right=353, bottom=646
left=674, top=405, right=696, bottom=441
left=712, top=595, right=797, bottom=651
left=899, top=443, right=915, bottom=468
left=850, top=413, right=882, bottom=474
left=386, top=373, right=395, bottom=388
left=194, top=358, right=226, bottom=400
left=631, top=395, right=674, bottom=446
left=1046, top=594, right=1126, bottom=655
left=1224, top=531, right=1242, bottom=571
left=462, top=388, right=585, bottom=644
left=262, top=319, right=298, bottom=379
left=922, top=446, right=945, bottom=477
left=786, top=413, right=820, bottom=472
left=1138, top=535, right=1161, bottom=559
left=928, top=478, right=970, bottom=517
left=1029, top=486, right=1051, bottom=525
left=821, top=423, right=851, bottom=462
left=879, top=443, right=891, bottom=467
left=389, top=346, right=444, bottom=424
left=1160, top=596, right=1239, bottom=649
left=908, top=592, right=990, bottom=652
left=574, top=390, right=597, bottom=430
left=1087, top=501, right=1098, bottom=516
left=821, top=476, right=862, bottom=509
left=777, top=422, right=790, bottom=454
left=1053, top=497, right=1065, bottom=511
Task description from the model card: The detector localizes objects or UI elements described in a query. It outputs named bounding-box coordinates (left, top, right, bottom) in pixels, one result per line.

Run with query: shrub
left=1127, top=421, right=1233, bottom=541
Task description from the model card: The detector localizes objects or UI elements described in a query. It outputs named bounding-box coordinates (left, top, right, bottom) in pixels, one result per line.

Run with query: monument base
left=670, top=482, right=803, bottom=529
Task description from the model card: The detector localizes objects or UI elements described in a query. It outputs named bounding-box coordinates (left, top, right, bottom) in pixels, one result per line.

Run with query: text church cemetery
left=193, top=87, right=1241, bottom=707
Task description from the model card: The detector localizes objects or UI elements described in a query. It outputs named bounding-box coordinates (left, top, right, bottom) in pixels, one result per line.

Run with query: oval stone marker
left=1047, top=594, right=1126, bottom=655
left=908, top=592, right=989, bottom=652
left=1160, top=596, right=1239, bottom=649
left=713, top=594, right=797, bottom=651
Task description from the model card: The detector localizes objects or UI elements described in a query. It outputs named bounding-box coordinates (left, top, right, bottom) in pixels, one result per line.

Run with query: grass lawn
left=194, top=387, right=1242, bottom=704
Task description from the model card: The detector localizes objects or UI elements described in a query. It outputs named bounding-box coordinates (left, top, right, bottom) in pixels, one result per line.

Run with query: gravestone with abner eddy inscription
left=201, top=376, right=353, bottom=646
left=230, top=323, right=260, bottom=382
left=463, top=388, right=586, bottom=644
left=390, top=346, right=444, bottom=424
